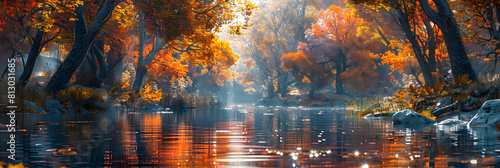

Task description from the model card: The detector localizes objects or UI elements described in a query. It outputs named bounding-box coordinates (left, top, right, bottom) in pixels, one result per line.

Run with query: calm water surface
left=1, top=105, right=499, bottom=167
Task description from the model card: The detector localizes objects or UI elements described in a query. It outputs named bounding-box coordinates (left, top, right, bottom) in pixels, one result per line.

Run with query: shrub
left=56, top=86, right=107, bottom=112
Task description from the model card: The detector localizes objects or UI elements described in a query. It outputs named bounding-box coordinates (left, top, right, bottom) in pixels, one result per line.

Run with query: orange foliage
left=183, top=39, right=239, bottom=87
left=381, top=44, right=418, bottom=73
left=281, top=51, right=333, bottom=93
left=307, top=5, right=361, bottom=45
left=148, top=52, right=188, bottom=81
left=341, top=51, right=380, bottom=93
left=303, top=5, right=381, bottom=93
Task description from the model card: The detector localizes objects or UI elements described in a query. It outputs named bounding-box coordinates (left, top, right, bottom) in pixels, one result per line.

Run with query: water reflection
left=1, top=105, right=499, bottom=167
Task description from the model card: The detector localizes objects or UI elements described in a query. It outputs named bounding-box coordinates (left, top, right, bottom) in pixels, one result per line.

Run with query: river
left=1, top=105, right=499, bottom=167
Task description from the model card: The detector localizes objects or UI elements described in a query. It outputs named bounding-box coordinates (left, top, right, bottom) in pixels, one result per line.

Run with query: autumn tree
left=45, top=0, right=119, bottom=94
left=130, top=0, right=254, bottom=93
left=0, top=0, right=34, bottom=78
left=0, top=0, right=80, bottom=87
left=461, top=0, right=500, bottom=71
left=238, top=0, right=317, bottom=98
left=239, top=29, right=279, bottom=98
left=354, top=5, right=413, bottom=87
left=352, top=0, right=445, bottom=87
left=419, top=0, right=478, bottom=82
left=305, top=5, right=379, bottom=94
left=184, top=40, right=238, bottom=95
left=281, top=50, right=332, bottom=98
left=352, top=0, right=478, bottom=88
left=75, top=3, right=136, bottom=87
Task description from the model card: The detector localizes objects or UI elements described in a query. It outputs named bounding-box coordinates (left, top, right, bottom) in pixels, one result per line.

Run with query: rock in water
left=23, top=100, right=47, bottom=114
left=45, top=100, right=62, bottom=113
left=142, top=103, right=163, bottom=111
left=253, top=99, right=268, bottom=106
left=363, top=112, right=393, bottom=120
left=438, top=119, right=467, bottom=126
left=467, top=99, right=500, bottom=128
left=365, top=103, right=381, bottom=111
left=392, top=109, right=435, bottom=128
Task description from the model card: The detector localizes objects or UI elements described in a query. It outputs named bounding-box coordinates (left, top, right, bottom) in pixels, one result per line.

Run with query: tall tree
left=45, top=0, right=118, bottom=94
left=462, top=0, right=500, bottom=71
left=305, top=5, right=379, bottom=94
left=130, top=0, right=254, bottom=93
left=281, top=50, right=332, bottom=98
left=351, top=0, right=442, bottom=86
left=238, top=0, right=316, bottom=98
left=419, top=0, right=478, bottom=81
left=75, top=2, right=136, bottom=88
left=0, top=0, right=79, bottom=87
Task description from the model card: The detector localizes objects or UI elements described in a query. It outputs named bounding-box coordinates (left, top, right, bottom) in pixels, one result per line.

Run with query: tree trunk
left=309, top=81, right=316, bottom=99
left=89, top=40, right=107, bottom=88
left=335, top=61, right=345, bottom=95
left=423, top=19, right=437, bottom=73
left=45, top=0, right=116, bottom=94
left=132, top=13, right=146, bottom=93
left=393, top=8, right=435, bottom=87
left=266, top=80, right=275, bottom=99
left=88, top=47, right=101, bottom=88
left=74, top=53, right=93, bottom=86
left=442, top=28, right=478, bottom=80
left=278, top=73, right=288, bottom=97
left=19, top=29, right=44, bottom=87
left=420, top=0, right=478, bottom=82
left=132, top=65, right=148, bottom=93
left=131, top=14, right=167, bottom=93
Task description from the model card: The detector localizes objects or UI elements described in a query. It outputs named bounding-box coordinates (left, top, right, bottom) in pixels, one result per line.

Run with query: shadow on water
left=0, top=105, right=499, bottom=167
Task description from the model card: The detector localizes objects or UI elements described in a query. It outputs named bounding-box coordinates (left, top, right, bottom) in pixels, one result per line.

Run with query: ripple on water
left=0, top=105, right=498, bottom=167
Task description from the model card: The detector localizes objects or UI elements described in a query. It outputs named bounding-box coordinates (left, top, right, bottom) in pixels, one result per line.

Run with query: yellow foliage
left=33, top=0, right=83, bottom=32
left=140, top=84, right=163, bottom=103
left=200, top=69, right=209, bottom=75
left=453, top=74, right=471, bottom=87
left=381, top=44, right=418, bottom=73
left=244, top=87, right=257, bottom=93
left=396, top=74, right=476, bottom=111
left=56, top=86, right=107, bottom=112
left=302, top=76, right=311, bottom=84
left=420, top=110, right=435, bottom=120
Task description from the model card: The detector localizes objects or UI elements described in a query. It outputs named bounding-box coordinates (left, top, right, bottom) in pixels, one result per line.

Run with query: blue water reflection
left=0, top=105, right=499, bottom=167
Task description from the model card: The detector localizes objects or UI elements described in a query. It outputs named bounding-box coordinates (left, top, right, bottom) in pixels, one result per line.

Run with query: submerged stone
left=23, top=100, right=47, bottom=114
left=253, top=99, right=268, bottom=106
left=363, top=112, right=393, bottom=120
left=142, top=103, right=163, bottom=111
left=467, top=99, right=500, bottom=128
left=392, top=109, right=435, bottom=128
left=438, top=119, right=467, bottom=126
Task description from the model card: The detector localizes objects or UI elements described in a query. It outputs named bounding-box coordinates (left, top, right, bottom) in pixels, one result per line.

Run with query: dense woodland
left=0, top=0, right=499, bottom=113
